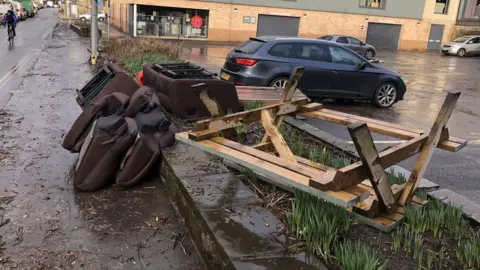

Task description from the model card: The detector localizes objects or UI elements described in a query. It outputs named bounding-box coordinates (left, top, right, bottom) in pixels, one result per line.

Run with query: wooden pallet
left=235, top=86, right=307, bottom=106
left=181, top=67, right=467, bottom=232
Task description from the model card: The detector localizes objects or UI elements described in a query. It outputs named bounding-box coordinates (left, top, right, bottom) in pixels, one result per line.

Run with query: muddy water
left=0, top=23, right=203, bottom=269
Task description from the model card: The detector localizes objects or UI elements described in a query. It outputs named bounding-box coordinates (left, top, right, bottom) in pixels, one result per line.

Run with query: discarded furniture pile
left=177, top=67, right=467, bottom=232
left=63, top=62, right=240, bottom=191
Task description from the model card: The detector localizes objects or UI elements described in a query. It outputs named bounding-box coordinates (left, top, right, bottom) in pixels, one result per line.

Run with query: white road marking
left=0, top=53, right=33, bottom=90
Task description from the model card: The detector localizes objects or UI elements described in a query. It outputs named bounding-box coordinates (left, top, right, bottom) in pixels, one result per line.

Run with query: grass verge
left=94, top=38, right=181, bottom=75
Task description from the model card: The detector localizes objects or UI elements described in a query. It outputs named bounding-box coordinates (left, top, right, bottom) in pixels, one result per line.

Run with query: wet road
left=0, top=9, right=57, bottom=107
left=179, top=44, right=480, bottom=204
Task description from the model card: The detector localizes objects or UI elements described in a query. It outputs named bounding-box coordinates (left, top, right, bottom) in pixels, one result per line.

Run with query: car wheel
left=457, top=48, right=466, bottom=57
left=373, top=82, right=397, bottom=108
left=364, top=49, right=375, bottom=60
left=98, top=17, right=104, bottom=22
left=81, top=17, right=86, bottom=22
left=269, top=77, right=289, bottom=88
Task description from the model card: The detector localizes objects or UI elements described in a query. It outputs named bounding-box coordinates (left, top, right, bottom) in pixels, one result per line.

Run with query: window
left=235, top=39, right=265, bottom=54
left=347, top=37, right=363, bottom=45
left=434, top=0, right=449, bottom=14
left=336, top=37, right=349, bottom=44
left=268, top=43, right=294, bottom=57
left=293, top=43, right=329, bottom=62
left=329, top=46, right=363, bottom=66
left=359, top=0, right=386, bottom=9
left=319, top=35, right=333, bottom=41
left=468, top=37, right=480, bottom=44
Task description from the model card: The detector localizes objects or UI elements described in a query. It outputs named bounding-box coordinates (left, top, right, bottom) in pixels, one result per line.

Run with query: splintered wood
left=184, top=67, right=467, bottom=232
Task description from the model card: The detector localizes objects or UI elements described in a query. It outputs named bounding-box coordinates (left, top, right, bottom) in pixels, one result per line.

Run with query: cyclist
left=2, top=10, right=18, bottom=41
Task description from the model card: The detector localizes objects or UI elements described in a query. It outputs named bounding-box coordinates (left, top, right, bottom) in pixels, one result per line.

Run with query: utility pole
left=90, top=0, right=98, bottom=65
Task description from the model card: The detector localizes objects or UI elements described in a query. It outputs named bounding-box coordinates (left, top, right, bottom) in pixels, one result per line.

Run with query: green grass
left=286, top=189, right=353, bottom=260
left=122, top=53, right=180, bottom=75
left=336, top=241, right=387, bottom=270
left=244, top=101, right=265, bottom=111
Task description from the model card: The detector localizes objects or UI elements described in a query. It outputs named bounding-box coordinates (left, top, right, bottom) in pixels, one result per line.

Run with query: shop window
left=434, top=0, right=449, bottom=14
left=359, top=0, right=386, bottom=9
left=136, top=5, right=209, bottom=38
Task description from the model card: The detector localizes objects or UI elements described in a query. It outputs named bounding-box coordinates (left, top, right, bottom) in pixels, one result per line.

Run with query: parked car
left=0, top=5, right=8, bottom=26
left=441, top=35, right=480, bottom=57
left=319, top=35, right=377, bottom=60
left=79, top=10, right=106, bottom=22
left=11, top=1, right=26, bottom=20
left=46, top=0, right=53, bottom=8
left=220, top=36, right=406, bottom=108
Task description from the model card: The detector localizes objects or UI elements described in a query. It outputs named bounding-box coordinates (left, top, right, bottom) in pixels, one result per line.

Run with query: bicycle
left=6, top=23, right=14, bottom=44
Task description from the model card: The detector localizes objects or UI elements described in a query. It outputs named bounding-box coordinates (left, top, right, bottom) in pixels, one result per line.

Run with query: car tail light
left=235, top=58, right=257, bottom=66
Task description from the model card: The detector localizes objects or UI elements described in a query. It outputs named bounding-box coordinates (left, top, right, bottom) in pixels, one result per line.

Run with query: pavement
left=178, top=43, right=480, bottom=205
left=0, top=11, right=204, bottom=269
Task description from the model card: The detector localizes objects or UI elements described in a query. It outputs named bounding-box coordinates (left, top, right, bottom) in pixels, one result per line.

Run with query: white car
left=46, top=1, right=53, bottom=7
left=79, top=11, right=106, bottom=22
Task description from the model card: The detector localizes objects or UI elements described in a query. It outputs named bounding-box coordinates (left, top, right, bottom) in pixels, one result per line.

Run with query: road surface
left=0, top=9, right=57, bottom=107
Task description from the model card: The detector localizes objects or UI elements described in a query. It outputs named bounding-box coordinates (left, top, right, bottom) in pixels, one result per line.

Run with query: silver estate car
left=441, top=35, right=480, bottom=57
left=319, top=35, right=377, bottom=60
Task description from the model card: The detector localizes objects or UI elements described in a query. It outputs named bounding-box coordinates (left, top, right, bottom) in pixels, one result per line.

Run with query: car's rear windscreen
left=319, top=35, right=333, bottom=41
left=234, top=39, right=266, bottom=54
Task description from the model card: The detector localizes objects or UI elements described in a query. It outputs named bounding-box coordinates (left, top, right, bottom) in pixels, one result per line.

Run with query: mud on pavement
left=0, top=23, right=204, bottom=270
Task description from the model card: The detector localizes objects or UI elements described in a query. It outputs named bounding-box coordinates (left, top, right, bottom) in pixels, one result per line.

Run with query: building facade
left=109, top=0, right=463, bottom=51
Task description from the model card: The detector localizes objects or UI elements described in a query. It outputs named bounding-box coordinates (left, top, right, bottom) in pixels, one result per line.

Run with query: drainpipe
left=457, top=0, right=466, bottom=20
left=133, top=4, right=137, bottom=37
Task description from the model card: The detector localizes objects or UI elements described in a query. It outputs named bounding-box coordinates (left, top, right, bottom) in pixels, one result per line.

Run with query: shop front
left=136, top=5, right=209, bottom=39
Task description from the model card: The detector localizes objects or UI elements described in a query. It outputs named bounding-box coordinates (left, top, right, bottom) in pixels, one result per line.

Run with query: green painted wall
left=199, top=0, right=426, bottom=19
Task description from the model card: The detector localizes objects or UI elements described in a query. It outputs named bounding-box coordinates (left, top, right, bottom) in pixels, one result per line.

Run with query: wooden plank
left=260, top=109, right=298, bottom=163
left=252, top=141, right=276, bottom=152
left=192, top=83, right=225, bottom=117
left=211, top=137, right=324, bottom=177
left=176, top=132, right=367, bottom=207
left=298, top=103, right=323, bottom=112
left=347, top=122, right=396, bottom=212
left=383, top=212, right=404, bottom=222
left=301, top=110, right=420, bottom=140
left=412, top=196, right=428, bottom=205
left=399, top=92, right=461, bottom=206
left=192, top=83, right=238, bottom=141
left=223, top=159, right=370, bottom=207
left=188, top=129, right=219, bottom=141
left=310, top=134, right=428, bottom=191
left=353, top=184, right=405, bottom=218
left=261, top=67, right=305, bottom=144
left=349, top=210, right=400, bottom=233
left=300, top=110, right=463, bottom=152
left=192, top=98, right=308, bottom=132
left=321, top=108, right=424, bottom=134
left=295, top=156, right=331, bottom=171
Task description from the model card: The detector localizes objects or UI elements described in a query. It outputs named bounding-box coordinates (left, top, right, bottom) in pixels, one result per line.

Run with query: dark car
left=319, top=35, right=376, bottom=60
left=220, top=36, right=406, bottom=108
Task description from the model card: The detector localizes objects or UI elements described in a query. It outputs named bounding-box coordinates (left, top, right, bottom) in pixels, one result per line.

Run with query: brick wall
left=109, top=0, right=458, bottom=50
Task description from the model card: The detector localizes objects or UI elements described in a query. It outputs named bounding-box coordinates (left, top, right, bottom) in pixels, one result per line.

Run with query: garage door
left=366, top=23, right=402, bottom=50
left=257, top=15, right=300, bottom=37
